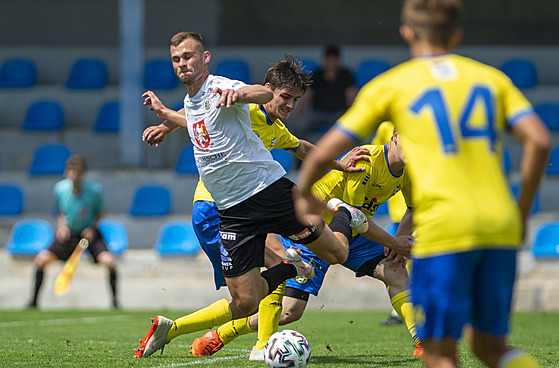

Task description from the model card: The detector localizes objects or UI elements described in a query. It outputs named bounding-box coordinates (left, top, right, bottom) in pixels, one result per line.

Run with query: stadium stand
left=22, top=100, right=65, bottom=131
left=0, top=58, right=37, bottom=88
left=500, top=58, right=538, bottom=89
left=65, top=58, right=108, bottom=90
left=97, top=218, right=129, bottom=256
left=547, top=146, right=559, bottom=177
left=214, top=59, right=251, bottom=83
left=129, top=184, right=172, bottom=216
left=174, top=145, right=198, bottom=174
left=93, top=100, right=120, bottom=132
left=301, top=58, right=320, bottom=74
left=28, top=144, right=71, bottom=176
left=143, top=59, right=179, bottom=90
left=5, top=219, right=54, bottom=257
left=354, top=59, right=391, bottom=88
left=153, top=220, right=201, bottom=257
left=531, top=222, right=559, bottom=259
left=534, top=102, right=559, bottom=132
left=0, top=184, right=24, bottom=215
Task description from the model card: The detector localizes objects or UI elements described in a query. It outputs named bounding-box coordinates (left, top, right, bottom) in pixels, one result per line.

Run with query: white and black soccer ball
left=264, top=329, right=311, bottom=368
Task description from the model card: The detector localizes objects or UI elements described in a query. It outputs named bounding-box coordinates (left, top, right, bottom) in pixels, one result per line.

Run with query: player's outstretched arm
left=361, top=218, right=413, bottom=258
left=214, top=85, right=273, bottom=108
left=511, top=113, right=551, bottom=237
left=142, top=90, right=187, bottom=127
left=142, top=121, right=180, bottom=147
left=292, top=141, right=369, bottom=172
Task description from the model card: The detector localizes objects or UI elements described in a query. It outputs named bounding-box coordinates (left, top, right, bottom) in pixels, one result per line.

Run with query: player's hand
left=56, top=226, right=71, bottom=243
left=142, top=90, right=170, bottom=120
left=142, top=125, right=168, bottom=147
left=386, top=235, right=413, bottom=258
left=384, top=247, right=407, bottom=266
left=213, top=88, right=240, bottom=108
left=81, top=227, right=96, bottom=243
left=338, top=146, right=371, bottom=172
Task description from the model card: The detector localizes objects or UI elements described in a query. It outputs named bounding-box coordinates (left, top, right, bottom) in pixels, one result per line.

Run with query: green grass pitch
left=1, top=309, right=558, bottom=367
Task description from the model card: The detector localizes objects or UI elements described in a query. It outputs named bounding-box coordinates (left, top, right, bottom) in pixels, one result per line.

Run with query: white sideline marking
left=145, top=354, right=247, bottom=367
left=0, top=315, right=132, bottom=327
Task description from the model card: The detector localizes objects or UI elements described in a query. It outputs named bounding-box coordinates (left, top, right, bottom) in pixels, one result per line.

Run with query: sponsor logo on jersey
left=220, top=232, right=236, bottom=241
left=193, top=120, right=210, bottom=148
left=288, top=228, right=312, bottom=241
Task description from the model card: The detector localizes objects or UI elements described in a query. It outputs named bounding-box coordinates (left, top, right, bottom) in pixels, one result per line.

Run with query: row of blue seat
left=0, top=56, right=544, bottom=91
left=4, top=218, right=201, bottom=257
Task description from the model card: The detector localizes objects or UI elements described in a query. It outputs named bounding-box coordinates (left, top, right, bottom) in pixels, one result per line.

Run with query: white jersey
left=183, top=74, right=286, bottom=209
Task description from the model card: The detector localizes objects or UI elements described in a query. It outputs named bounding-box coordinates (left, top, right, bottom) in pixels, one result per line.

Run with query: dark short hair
left=65, top=154, right=87, bottom=171
left=170, top=31, right=204, bottom=48
left=401, top=0, right=462, bottom=47
left=264, top=54, right=313, bottom=95
left=324, top=44, right=340, bottom=58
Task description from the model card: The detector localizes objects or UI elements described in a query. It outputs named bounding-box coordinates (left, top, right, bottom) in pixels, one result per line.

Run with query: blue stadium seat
left=143, top=59, right=179, bottom=90
left=354, top=59, right=391, bottom=88
left=374, top=201, right=389, bottom=216
left=97, top=219, right=129, bottom=256
left=29, top=144, right=71, bottom=176
left=271, top=148, right=293, bottom=173
left=500, top=58, right=538, bottom=89
left=66, top=58, right=108, bottom=89
left=0, top=58, right=37, bottom=88
left=154, top=220, right=201, bottom=257
left=510, top=183, right=539, bottom=215
left=0, top=184, right=24, bottom=215
left=129, top=184, right=171, bottom=216
left=174, top=145, right=198, bottom=174
left=215, top=59, right=251, bottom=83
left=22, top=100, right=65, bottom=131
left=547, top=146, right=559, bottom=176
left=5, top=219, right=54, bottom=257
left=503, top=146, right=511, bottom=175
left=93, top=100, right=120, bottom=132
left=531, top=222, right=559, bottom=259
left=534, top=102, right=559, bottom=132
left=300, top=59, right=320, bottom=74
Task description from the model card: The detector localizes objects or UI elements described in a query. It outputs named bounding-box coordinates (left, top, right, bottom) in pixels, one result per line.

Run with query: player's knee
left=234, top=295, right=260, bottom=315
left=380, top=261, right=409, bottom=289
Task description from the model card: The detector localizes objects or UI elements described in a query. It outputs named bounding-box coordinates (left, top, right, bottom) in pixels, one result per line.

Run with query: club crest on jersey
left=193, top=120, right=210, bottom=148
left=204, top=99, right=211, bottom=111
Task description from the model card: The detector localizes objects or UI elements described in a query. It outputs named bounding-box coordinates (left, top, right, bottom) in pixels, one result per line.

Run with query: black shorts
left=217, top=177, right=321, bottom=278
left=47, top=228, right=108, bottom=263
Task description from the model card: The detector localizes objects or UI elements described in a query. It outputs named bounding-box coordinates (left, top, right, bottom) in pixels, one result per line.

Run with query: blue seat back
left=354, top=59, right=391, bottom=88
left=270, top=149, right=293, bottom=173
left=22, top=100, right=65, bottom=131
left=174, top=145, right=198, bottom=174
left=97, top=219, right=129, bottom=256
left=94, top=101, right=120, bottom=132
left=0, top=184, right=24, bottom=215
left=531, top=222, right=559, bottom=258
left=6, top=219, right=54, bottom=256
left=29, top=144, right=71, bottom=176
left=154, top=220, right=201, bottom=256
left=215, top=59, right=251, bottom=83
left=143, top=59, right=179, bottom=90
left=500, top=59, right=538, bottom=89
left=0, top=58, right=37, bottom=88
left=503, top=146, right=511, bottom=175
left=300, top=59, right=319, bottom=74
left=129, top=184, right=171, bottom=216
left=66, top=58, right=108, bottom=89
left=547, top=146, right=559, bottom=176
left=534, top=103, right=559, bottom=132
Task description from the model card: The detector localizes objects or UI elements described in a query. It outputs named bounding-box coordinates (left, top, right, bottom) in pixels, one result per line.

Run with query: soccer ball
left=264, top=329, right=311, bottom=368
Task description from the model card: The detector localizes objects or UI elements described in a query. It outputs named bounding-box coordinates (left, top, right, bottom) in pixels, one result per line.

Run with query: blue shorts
left=192, top=200, right=227, bottom=290
left=283, top=234, right=385, bottom=296
left=410, top=248, right=517, bottom=340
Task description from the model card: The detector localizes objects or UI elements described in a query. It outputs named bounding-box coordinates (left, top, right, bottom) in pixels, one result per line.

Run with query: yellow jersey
left=337, top=53, right=533, bottom=258
left=193, top=103, right=301, bottom=202
left=312, top=144, right=412, bottom=230
left=371, top=121, right=407, bottom=223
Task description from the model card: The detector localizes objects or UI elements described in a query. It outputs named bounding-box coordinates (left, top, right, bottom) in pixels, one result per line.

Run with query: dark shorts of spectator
left=47, top=228, right=109, bottom=263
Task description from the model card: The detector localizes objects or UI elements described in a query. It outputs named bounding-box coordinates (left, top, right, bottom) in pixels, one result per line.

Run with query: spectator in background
left=297, top=44, right=357, bottom=143
left=26, top=155, right=119, bottom=309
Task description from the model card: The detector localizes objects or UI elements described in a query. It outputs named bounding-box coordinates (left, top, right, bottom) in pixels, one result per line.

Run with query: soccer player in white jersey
left=134, top=31, right=368, bottom=358
left=296, top=1, right=550, bottom=367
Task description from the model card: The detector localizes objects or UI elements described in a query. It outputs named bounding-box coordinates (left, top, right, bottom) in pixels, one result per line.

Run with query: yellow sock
left=499, top=349, right=541, bottom=368
left=254, top=282, right=285, bottom=350
left=391, top=290, right=421, bottom=345
left=216, top=316, right=255, bottom=345
left=167, top=299, right=232, bottom=341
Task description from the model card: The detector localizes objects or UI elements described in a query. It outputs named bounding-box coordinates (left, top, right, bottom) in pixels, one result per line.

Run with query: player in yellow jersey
left=296, top=1, right=551, bottom=367
left=139, top=55, right=369, bottom=359
left=192, top=129, right=425, bottom=357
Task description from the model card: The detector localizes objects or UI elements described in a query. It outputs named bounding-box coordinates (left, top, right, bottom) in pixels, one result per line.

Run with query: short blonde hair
left=401, top=0, right=462, bottom=47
